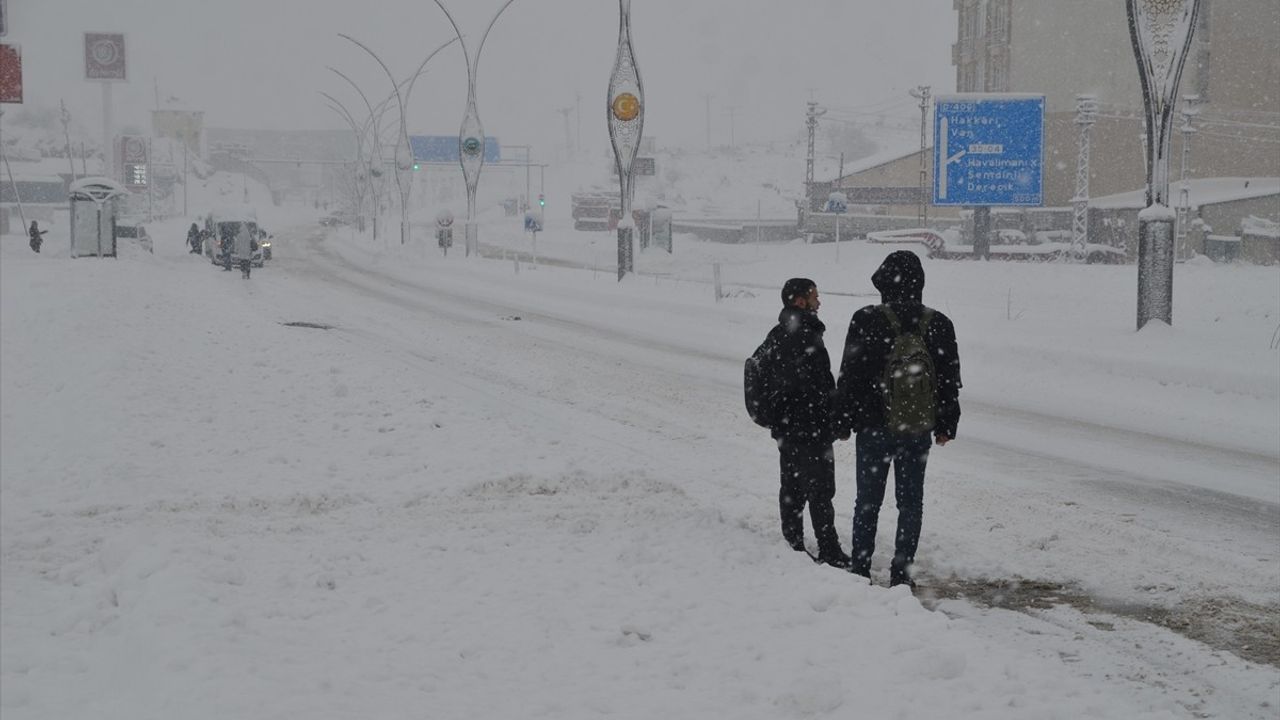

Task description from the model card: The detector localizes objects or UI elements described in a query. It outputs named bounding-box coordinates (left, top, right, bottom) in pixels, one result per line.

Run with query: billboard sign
left=0, top=43, right=19, bottom=103
left=933, top=94, right=1044, bottom=206
left=84, top=33, right=127, bottom=81
left=409, top=135, right=500, bottom=164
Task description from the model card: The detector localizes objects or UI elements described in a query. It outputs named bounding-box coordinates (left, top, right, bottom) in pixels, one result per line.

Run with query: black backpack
left=744, top=329, right=782, bottom=428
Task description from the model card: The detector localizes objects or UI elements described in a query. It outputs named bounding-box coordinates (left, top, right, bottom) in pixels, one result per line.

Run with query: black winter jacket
left=766, top=306, right=836, bottom=447
left=833, top=252, right=962, bottom=438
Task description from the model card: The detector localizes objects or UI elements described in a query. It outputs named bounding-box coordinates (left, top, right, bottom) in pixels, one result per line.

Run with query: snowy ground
left=2, top=203, right=1278, bottom=719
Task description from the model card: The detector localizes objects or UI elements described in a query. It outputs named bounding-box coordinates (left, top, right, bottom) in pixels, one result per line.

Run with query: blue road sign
left=932, top=94, right=1044, bottom=206
left=409, top=135, right=501, bottom=164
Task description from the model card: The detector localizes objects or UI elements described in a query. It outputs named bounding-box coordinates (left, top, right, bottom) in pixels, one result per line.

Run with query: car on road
left=319, top=210, right=356, bottom=227
left=115, top=218, right=152, bottom=253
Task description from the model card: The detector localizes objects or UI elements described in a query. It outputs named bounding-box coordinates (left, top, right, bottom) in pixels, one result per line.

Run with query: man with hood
left=759, top=278, right=851, bottom=570
left=187, top=223, right=202, bottom=254
left=834, top=251, right=961, bottom=588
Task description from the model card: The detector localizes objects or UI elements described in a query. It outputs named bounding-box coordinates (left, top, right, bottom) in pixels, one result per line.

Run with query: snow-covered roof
left=835, top=142, right=929, bottom=182
left=69, top=176, right=128, bottom=201
left=1089, top=178, right=1280, bottom=210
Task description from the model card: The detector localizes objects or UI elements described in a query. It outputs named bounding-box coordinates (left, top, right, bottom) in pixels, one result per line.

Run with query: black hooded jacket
left=834, top=251, right=962, bottom=438
left=767, top=306, right=836, bottom=446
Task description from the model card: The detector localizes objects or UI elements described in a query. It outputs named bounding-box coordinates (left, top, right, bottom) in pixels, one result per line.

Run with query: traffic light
left=412, top=163, right=420, bottom=171
left=538, top=194, right=545, bottom=208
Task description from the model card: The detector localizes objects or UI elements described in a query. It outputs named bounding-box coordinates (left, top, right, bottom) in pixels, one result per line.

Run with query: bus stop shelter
left=69, top=177, right=127, bottom=258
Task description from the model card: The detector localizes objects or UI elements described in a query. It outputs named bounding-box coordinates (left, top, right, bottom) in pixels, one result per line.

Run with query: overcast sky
left=10, top=0, right=956, bottom=153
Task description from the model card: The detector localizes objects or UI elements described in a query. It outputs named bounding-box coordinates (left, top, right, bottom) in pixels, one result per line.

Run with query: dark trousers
left=239, top=259, right=251, bottom=278
left=851, top=428, right=931, bottom=579
left=778, top=442, right=841, bottom=557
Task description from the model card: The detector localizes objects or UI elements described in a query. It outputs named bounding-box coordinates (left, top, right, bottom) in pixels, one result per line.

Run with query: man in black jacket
left=834, top=251, right=961, bottom=587
left=763, top=278, right=851, bottom=569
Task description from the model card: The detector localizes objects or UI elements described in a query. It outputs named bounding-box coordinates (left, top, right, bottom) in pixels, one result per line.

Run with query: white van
left=204, top=205, right=263, bottom=267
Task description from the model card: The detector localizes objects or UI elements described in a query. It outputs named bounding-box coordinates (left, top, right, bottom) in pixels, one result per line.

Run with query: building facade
left=952, top=0, right=1280, bottom=207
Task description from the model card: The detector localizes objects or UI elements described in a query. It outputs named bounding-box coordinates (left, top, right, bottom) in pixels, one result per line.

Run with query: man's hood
left=872, top=250, right=925, bottom=303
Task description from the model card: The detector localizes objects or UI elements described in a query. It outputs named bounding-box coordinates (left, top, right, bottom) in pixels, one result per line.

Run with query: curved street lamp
left=339, top=33, right=415, bottom=246
left=607, top=0, right=644, bottom=280
left=319, top=92, right=372, bottom=232
left=1127, top=0, right=1201, bottom=329
left=431, top=0, right=520, bottom=257
left=325, top=72, right=386, bottom=244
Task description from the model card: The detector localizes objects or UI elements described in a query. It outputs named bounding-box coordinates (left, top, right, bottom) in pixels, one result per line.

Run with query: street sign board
left=933, top=94, right=1044, bottom=206
left=0, top=43, right=19, bottom=103
left=84, top=33, right=127, bottom=81
left=409, top=135, right=500, bottom=164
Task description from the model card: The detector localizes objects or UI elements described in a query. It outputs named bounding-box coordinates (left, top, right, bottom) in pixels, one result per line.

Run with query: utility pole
left=706, top=92, right=716, bottom=151
left=557, top=107, right=573, bottom=159
left=804, top=100, right=825, bottom=211
left=575, top=90, right=582, bottom=154
left=1176, top=94, right=1200, bottom=260
left=908, top=85, right=931, bottom=226
left=60, top=100, right=77, bottom=181
left=1071, top=94, right=1098, bottom=260
left=726, top=105, right=736, bottom=149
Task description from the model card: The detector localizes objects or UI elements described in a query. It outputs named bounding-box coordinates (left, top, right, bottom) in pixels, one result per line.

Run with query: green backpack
left=880, top=305, right=937, bottom=434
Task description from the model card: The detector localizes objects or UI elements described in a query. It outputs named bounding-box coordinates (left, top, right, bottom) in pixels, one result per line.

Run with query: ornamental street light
left=1126, top=0, right=1201, bottom=329
left=319, top=93, right=371, bottom=233
left=324, top=72, right=385, bottom=244
left=607, top=0, right=644, bottom=281
left=432, top=0, right=521, bottom=258
left=339, top=33, right=419, bottom=246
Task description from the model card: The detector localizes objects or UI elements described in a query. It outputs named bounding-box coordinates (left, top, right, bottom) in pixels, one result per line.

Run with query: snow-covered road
left=3, top=218, right=1277, bottom=719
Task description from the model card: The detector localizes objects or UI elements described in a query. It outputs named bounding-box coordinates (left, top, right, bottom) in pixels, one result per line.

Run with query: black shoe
left=889, top=573, right=916, bottom=590
left=785, top=536, right=806, bottom=553
left=849, top=565, right=871, bottom=580
left=818, top=550, right=852, bottom=571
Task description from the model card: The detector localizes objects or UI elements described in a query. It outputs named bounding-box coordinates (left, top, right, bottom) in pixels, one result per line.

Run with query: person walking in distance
left=834, top=251, right=961, bottom=588
left=29, top=221, right=48, bottom=253
left=745, top=278, right=851, bottom=570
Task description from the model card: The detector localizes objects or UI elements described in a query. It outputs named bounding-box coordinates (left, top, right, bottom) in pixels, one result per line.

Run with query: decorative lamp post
left=1126, top=0, right=1201, bottom=329
left=432, top=0, right=520, bottom=258
left=339, top=34, right=415, bottom=246
left=607, top=0, right=644, bottom=281
left=319, top=92, right=371, bottom=233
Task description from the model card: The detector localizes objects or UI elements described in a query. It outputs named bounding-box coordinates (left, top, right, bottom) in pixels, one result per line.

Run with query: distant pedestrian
left=28, top=221, right=47, bottom=253
left=834, top=251, right=962, bottom=589
left=745, top=278, right=851, bottom=570
left=187, top=223, right=201, bottom=254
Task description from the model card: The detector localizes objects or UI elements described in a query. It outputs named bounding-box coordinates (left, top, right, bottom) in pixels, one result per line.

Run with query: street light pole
left=607, top=0, right=645, bottom=281
left=432, top=0, right=521, bottom=258
left=908, top=85, right=931, bottom=226
left=1127, top=0, right=1201, bottom=329
left=325, top=71, right=384, bottom=244
left=339, top=33, right=415, bottom=246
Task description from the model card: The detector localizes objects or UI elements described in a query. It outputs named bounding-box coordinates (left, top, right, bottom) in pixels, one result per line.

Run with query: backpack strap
left=917, top=308, right=935, bottom=337
left=880, top=305, right=902, bottom=335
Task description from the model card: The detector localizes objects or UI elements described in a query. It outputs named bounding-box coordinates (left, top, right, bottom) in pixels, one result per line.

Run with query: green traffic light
left=412, top=163, right=420, bottom=171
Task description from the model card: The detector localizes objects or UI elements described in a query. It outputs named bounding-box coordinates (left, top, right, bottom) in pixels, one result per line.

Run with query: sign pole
left=102, top=82, right=112, bottom=179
